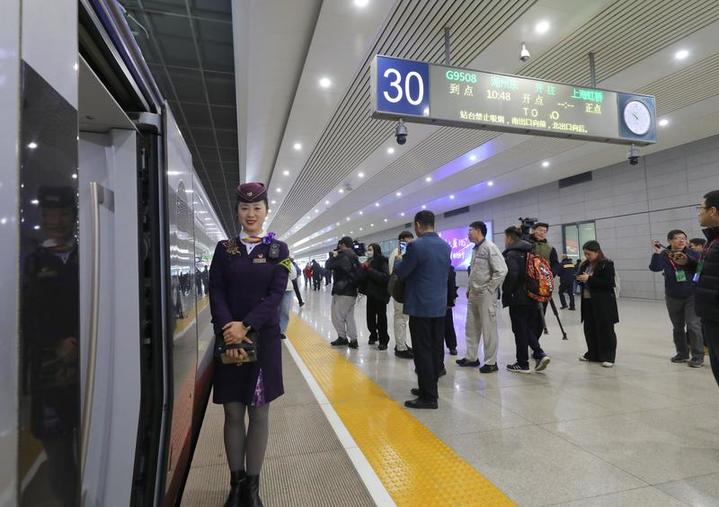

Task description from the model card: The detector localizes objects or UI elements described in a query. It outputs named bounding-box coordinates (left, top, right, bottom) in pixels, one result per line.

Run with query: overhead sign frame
left=371, top=54, right=657, bottom=146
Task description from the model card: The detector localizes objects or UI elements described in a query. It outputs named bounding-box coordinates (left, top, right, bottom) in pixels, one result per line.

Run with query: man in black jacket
left=686, top=190, right=719, bottom=386
left=558, top=256, right=576, bottom=311
left=502, top=227, right=550, bottom=373
left=326, top=237, right=360, bottom=349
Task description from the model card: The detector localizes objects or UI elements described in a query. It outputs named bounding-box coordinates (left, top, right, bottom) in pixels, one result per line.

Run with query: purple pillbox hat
left=235, top=182, right=267, bottom=203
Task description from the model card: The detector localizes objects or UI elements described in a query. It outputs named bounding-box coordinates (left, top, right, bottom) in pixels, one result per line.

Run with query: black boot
left=224, top=470, right=246, bottom=507
left=244, top=474, right=264, bottom=507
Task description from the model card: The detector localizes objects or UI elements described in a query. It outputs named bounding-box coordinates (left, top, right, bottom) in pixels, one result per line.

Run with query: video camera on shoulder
left=518, top=217, right=538, bottom=241
left=352, top=241, right=366, bottom=257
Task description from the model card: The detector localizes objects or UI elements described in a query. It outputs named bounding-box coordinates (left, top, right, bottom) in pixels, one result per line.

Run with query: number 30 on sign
left=372, top=56, right=430, bottom=117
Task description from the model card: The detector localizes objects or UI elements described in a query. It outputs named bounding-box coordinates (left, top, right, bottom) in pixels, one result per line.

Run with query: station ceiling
left=122, top=0, right=719, bottom=248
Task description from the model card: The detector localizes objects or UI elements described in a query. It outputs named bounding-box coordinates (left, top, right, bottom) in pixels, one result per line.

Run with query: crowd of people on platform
left=206, top=181, right=719, bottom=506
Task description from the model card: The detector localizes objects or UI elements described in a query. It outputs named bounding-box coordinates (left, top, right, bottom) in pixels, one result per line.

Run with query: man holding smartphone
left=649, top=229, right=703, bottom=367
left=389, top=231, right=415, bottom=358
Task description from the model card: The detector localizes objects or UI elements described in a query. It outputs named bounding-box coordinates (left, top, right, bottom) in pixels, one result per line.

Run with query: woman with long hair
left=209, top=182, right=291, bottom=507
left=576, top=240, right=619, bottom=367
left=361, top=243, right=391, bottom=350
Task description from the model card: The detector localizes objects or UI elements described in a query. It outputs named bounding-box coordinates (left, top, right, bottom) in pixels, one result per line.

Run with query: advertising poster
left=438, top=222, right=492, bottom=270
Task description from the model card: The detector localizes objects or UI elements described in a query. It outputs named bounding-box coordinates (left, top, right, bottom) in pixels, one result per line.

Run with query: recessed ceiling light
left=358, top=172, right=365, bottom=178
left=315, top=208, right=319, bottom=213
left=293, top=142, right=302, bottom=151
left=659, top=118, right=669, bottom=127
left=375, top=202, right=380, bottom=207
left=469, top=154, right=477, bottom=161
left=354, top=0, right=369, bottom=7
left=425, top=176, right=432, bottom=182
left=283, top=170, right=290, bottom=176
left=449, top=194, right=455, bottom=199
left=487, top=180, right=494, bottom=187
left=34, top=225, right=40, bottom=230
left=346, top=217, right=350, bottom=221
left=535, top=20, right=550, bottom=34
left=400, top=212, right=405, bottom=217
left=275, top=188, right=282, bottom=193
left=339, top=188, right=344, bottom=194
left=395, top=191, right=402, bottom=197
left=384, top=218, right=388, bottom=222
left=542, top=161, right=550, bottom=168
left=325, top=200, right=330, bottom=205
left=336, top=222, right=340, bottom=226
left=27, top=142, right=38, bottom=149
left=675, top=49, right=689, bottom=60
left=359, top=227, right=364, bottom=231
left=421, top=204, right=426, bottom=209
left=359, top=211, right=364, bottom=215
left=319, top=77, right=332, bottom=89
left=370, top=223, right=374, bottom=227
left=387, top=147, right=395, bottom=154
left=271, top=199, right=277, bottom=204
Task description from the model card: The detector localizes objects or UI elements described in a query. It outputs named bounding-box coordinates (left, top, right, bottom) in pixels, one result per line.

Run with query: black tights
left=223, top=402, right=270, bottom=475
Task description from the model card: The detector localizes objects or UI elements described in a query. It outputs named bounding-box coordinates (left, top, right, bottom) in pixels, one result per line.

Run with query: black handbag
left=387, top=272, right=405, bottom=303
left=214, top=329, right=259, bottom=365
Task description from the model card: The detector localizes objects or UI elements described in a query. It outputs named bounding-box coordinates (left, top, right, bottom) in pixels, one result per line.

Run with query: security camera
left=395, top=118, right=408, bottom=145
left=520, top=42, right=531, bottom=62
left=627, top=144, right=640, bottom=165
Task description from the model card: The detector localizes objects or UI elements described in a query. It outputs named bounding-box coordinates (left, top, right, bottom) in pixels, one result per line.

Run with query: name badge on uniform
left=675, top=269, right=687, bottom=282
left=253, top=255, right=267, bottom=264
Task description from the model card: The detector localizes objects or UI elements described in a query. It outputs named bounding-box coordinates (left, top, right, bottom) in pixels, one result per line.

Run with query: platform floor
left=184, top=284, right=719, bottom=506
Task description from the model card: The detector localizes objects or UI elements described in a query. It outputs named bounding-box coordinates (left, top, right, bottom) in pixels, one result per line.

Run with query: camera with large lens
left=518, top=217, right=538, bottom=239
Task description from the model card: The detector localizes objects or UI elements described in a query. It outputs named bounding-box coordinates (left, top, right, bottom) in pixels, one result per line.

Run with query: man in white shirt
left=457, top=221, right=508, bottom=373
left=388, top=230, right=415, bottom=359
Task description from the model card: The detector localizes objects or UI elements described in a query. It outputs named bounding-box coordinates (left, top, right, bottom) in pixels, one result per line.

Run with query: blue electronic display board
left=372, top=55, right=430, bottom=118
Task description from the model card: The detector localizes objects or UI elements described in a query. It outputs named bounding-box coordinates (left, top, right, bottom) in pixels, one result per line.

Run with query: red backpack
left=525, top=252, right=554, bottom=302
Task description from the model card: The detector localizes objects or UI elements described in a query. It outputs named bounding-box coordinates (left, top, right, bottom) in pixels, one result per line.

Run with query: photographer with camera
left=649, top=230, right=703, bottom=367
left=389, top=231, right=415, bottom=358
left=326, top=236, right=361, bottom=349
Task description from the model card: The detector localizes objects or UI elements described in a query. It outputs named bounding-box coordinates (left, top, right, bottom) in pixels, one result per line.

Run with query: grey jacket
left=468, top=239, right=508, bottom=298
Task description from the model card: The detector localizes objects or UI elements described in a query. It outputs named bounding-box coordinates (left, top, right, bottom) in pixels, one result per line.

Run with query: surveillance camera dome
left=520, top=42, right=531, bottom=62
left=395, top=119, right=408, bottom=145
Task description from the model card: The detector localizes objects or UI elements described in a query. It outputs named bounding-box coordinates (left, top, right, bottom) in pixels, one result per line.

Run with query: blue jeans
left=279, top=291, right=293, bottom=334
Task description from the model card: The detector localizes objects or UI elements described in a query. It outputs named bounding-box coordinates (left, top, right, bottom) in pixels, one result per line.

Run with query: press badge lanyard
left=694, top=239, right=717, bottom=283
left=666, top=253, right=687, bottom=283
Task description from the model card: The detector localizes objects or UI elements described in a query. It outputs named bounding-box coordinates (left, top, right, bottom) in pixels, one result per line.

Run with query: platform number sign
left=373, top=56, right=430, bottom=118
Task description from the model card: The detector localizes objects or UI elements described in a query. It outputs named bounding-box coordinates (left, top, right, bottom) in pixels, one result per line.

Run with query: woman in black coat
left=361, top=243, right=391, bottom=350
left=576, top=240, right=619, bottom=367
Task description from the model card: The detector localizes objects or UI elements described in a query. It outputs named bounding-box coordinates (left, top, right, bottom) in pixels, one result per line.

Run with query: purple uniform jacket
left=209, top=237, right=290, bottom=405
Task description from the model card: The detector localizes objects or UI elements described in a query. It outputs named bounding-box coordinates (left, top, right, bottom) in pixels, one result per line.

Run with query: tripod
left=539, top=297, right=568, bottom=340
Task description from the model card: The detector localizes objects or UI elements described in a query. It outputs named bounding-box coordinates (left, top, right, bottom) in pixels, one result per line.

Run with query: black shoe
left=378, top=343, right=388, bottom=351
left=280, top=334, right=287, bottom=340
left=404, top=398, right=438, bottom=409
left=299, top=302, right=305, bottom=307
left=479, top=363, right=498, bottom=374
left=438, top=367, right=447, bottom=377
left=535, top=355, right=551, bottom=372
left=506, top=363, right=531, bottom=374
left=394, top=348, right=413, bottom=359
left=569, top=307, right=575, bottom=311
left=331, top=337, right=349, bottom=346
left=224, top=470, right=246, bottom=507
left=560, top=305, right=568, bottom=309
left=348, top=340, right=359, bottom=349
left=671, top=354, right=689, bottom=363
left=368, top=336, right=378, bottom=345
left=449, top=348, right=458, bottom=356
left=410, top=387, right=422, bottom=396
left=456, top=358, right=480, bottom=367
left=243, top=474, right=264, bottom=507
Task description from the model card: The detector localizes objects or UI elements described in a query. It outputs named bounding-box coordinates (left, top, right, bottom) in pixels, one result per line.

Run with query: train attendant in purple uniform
left=209, top=182, right=292, bottom=507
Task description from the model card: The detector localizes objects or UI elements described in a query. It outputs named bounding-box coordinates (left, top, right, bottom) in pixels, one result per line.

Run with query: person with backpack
left=326, top=236, right=361, bottom=349
left=528, top=222, right=561, bottom=339
left=502, top=226, right=551, bottom=373
left=576, top=241, right=618, bottom=367
left=359, top=243, right=391, bottom=350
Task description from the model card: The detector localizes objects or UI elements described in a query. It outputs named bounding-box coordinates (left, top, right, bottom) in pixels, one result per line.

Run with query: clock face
left=623, top=100, right=651, bottom=135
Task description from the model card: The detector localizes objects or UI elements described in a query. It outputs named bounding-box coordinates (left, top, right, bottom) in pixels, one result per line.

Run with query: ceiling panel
left=122, top=0, right=236, bottom=232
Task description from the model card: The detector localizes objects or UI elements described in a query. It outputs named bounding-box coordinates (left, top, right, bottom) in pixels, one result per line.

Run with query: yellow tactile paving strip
left=286, top=315, right=515, bottom=507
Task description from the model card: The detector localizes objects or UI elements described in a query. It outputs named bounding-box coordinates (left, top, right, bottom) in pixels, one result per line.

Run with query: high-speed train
left=10, top=0, right=228, bottom=505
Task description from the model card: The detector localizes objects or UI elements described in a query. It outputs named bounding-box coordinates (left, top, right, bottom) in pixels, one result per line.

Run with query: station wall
left=347, top=133, right=719, bottom=300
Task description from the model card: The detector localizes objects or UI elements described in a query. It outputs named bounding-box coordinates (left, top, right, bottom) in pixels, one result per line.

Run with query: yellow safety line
left=286, top=314, right=515, bottom=506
